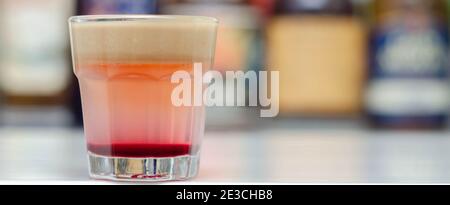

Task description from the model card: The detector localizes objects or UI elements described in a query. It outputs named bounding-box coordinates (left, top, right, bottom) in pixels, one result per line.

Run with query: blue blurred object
left=77, top=0, right=158, bottom=15
left=366, top=0, right=450, bottom=129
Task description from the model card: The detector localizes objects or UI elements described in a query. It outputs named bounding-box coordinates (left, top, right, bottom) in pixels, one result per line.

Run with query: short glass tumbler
left=69, top=15, right=218, bottom=181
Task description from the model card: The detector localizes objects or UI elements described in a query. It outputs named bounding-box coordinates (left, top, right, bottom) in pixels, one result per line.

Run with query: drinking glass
left=69, top=15, right=218, bottom=181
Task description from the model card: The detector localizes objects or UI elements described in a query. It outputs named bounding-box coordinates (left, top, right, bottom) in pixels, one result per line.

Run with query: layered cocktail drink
left=69, top=15, right=218, bottom=181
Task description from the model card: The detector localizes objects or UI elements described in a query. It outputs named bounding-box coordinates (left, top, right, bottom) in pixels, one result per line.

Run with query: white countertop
left=1, top=121, right=450, bottom=184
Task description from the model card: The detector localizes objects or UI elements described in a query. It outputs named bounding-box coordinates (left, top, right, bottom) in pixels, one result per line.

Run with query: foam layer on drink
left=70, top=16, right=218, bottom=64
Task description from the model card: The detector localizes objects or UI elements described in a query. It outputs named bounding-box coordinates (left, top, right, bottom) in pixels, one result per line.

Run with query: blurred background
left=1, top=0, right=450, bottom=183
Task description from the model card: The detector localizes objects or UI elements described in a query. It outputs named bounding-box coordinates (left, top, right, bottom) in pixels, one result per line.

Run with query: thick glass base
left=88, top=152, right=199, bottom=182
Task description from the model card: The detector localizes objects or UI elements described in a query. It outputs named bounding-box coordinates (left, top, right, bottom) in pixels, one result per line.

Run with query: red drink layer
left=87, top=143, right=192, bottom=157
left=76, top=63, right=204, bottom=158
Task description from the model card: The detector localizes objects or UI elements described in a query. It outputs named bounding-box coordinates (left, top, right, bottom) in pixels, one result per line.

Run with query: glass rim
left=69, top=15, right=219, bottom=24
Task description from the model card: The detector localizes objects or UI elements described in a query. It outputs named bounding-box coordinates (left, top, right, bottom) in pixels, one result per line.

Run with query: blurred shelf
left=0, top=124, right=450, bottom=184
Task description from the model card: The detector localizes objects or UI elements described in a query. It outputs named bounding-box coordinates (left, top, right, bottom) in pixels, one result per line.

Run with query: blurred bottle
left=267, top=0, right=367, bottom=117
left=71, top=0, right=159, bottom=126
left=162, top=0, right=262, bottom=73
left=161, top=0, right=264, bottom=129
left=366, top=0, right=449, bottom=129
left=0, top=0, right=74, bottom=126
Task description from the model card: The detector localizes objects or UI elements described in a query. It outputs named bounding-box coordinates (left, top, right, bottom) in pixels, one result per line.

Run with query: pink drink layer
left=77, top=63, right=204, bottom=157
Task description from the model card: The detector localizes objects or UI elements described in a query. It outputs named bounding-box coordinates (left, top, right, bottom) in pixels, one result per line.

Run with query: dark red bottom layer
left=87, top=143, right=192, bottom=157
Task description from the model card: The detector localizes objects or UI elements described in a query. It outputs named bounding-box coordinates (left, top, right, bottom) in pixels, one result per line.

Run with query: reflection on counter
left=0, top=125, right=449, bottom=183
left=0, top=127, right=88, bottom=180
left=265, top=130, right=365, bottom=182
left=364, top=131, right=450, bottom=182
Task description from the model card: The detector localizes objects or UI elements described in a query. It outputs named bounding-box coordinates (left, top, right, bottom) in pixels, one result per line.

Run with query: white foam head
left=70, top=15, right=218, bottom=64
